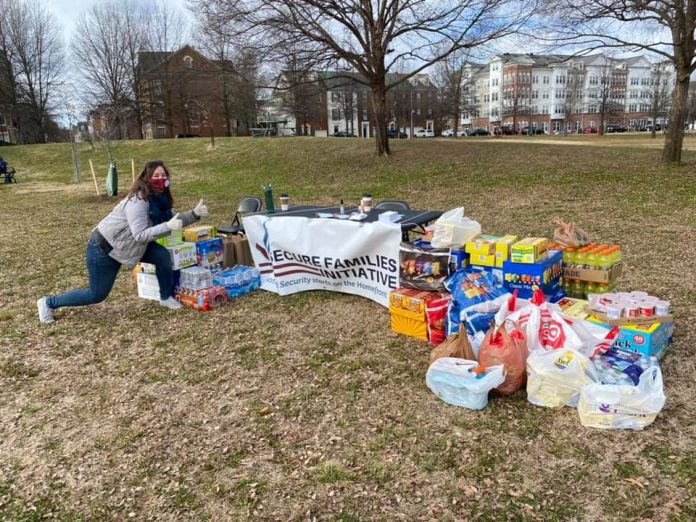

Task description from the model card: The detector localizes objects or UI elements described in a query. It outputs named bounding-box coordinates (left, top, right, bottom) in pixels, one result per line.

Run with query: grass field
left=0, top=135, right=694, bottom=521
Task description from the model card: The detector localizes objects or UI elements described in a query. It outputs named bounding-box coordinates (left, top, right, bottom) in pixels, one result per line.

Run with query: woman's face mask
left=150, top=173, right=169, bottom=192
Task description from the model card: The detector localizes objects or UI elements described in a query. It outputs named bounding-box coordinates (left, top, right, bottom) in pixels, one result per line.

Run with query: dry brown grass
left=0, top=135, right=694, bottom=520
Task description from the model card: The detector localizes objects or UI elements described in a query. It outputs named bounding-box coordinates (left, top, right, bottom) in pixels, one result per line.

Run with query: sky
left=47, top=0, right=194, bottom=44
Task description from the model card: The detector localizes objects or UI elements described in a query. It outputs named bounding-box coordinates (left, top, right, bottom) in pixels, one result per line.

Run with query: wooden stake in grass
left=131, top=159, right=136, bottom=184
left=89, top=159, right=100, bottom=196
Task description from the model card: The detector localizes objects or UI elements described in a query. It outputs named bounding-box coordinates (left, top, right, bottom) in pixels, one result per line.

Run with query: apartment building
left=463, top=53, right=674, bottom=133
left=267, top=71, right=438, bottom=137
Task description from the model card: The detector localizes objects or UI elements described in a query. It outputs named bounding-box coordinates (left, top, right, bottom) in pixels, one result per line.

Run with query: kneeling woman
left=37, top=160, right=208, bottom=323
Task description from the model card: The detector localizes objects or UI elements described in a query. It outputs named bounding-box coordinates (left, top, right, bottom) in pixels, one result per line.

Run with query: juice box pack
left=510, top=237, right=549, bottom=264
left=465, top=234, right=518, bottom=268
left=183, top=225, right=216, bottom=243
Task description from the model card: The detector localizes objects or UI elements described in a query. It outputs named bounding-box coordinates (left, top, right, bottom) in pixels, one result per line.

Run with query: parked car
left=467, top=128, right=491, bottom=136
left=440, top=129, right=467, bottom=137
left=493, top=126, right=518, bottom=136
left=554, top=129, right=572, bottom=136
left=605, top=124, right=627, bottom=133
left=521, top=127, right=545, bottom=135
left=388, top=129, right=408, bottom=138
left=413, top=129, right=435, bottom=138
left=583, top=127, right=598, bottom=134
left=333, top=131, right=356, bottom=137
left=175, top=133, right=200, bottom=138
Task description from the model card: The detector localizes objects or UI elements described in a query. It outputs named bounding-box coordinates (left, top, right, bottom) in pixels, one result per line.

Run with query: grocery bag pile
left=390, top=211, right=671, bottom=430
left=133, top=225, right=260, bottom=311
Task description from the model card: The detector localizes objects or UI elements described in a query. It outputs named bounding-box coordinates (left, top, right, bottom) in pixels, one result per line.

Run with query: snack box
left=196, top=238, right=224, bottom=268
left=503, top=250, right=562, bottom=298
left=389, top=288, right=442, bottom=315
left=495, top=235, right=519, bottom=267
left=167, top=242, right=197, bottom=270
left=175, top=285, right=228, bottom=311
left=156, top=230, right=183, bottom=247
left=183, top=225, right=216, bottom=243
left=465, top=234, right=500, bottom=256
left=554, top=297, right=590, bottom=320
left=449, top=248, right=469, bottom=273
left=589, top=319, right=673, bottom=359
left=510, top=237, right=549, bottom=264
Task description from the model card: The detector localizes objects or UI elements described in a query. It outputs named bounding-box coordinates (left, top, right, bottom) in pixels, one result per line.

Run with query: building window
left=362, top=109, right=368, bottom=121
left=630, top=77, right=639, bottom=85
left=153, top=80, right=162, bottom=96
left=416, top=92, right=422, bottom=101
left=155, top=104, right=165, bottom=121
left=416, top=107, right=421, bottom=116
left=186, top=100, right=200, bottom=126
left=0, top=113, right=5, bottom=126
left=332, top=109, right=340, bottom=120
left=362, top=91, right=368, bottom=101
left=183, top=56, right=193, bottom=69
left=157, top=125, right=166, bottom=138
left=589, top=120, right=595, bottom=128
left=543, top=75, right=550, bottom=85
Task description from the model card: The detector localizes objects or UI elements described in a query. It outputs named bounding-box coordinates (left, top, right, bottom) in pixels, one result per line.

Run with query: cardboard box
left=390, top=307, right=428, bottom=341
left=590, top=319, right=673, bottom=358
left=196, top=238, right=224, bottom=267
left=183, top=225, right=216, bottom=243
left=222, top=235, right=254, bottom=267
left=503, top=250, right=563, bottom=299
left=156, top=230, right=182, bottom=247
left=511, top=237, right=549, bottom=264
left=563, top=262, right=623, bottom=283
left=448, top=248, right=469, bottom=273
left=389, top=288, right=441, bottom=315
left=167, top=242, right=197, bottom=270
left=495, top=235, right=518, bottom=267
left=136, top=272, right=160, bottom=301
left=465, top=235, right=500, bottom=256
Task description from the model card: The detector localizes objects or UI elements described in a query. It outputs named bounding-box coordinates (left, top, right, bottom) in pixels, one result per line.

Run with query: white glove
left=194, top=198, right=208, bottom=218
left=166, top=213, right=183, bottom=231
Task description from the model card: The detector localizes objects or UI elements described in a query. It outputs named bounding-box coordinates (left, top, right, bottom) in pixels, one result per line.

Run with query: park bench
left=2, top=166, right=16, bottom=184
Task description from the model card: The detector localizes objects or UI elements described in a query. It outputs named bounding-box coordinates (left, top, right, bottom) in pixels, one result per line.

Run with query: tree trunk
left=662, top=75, right=689, bottom=164
left=371, top=84, right=390, bottom=156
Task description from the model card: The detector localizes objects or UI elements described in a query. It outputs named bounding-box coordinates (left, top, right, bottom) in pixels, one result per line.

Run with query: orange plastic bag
left=478, top=322, right=528, bottom=395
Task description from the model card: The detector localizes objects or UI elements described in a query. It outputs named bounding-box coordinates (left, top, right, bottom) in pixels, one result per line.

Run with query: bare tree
left=3, top=0, right=64, bottom=143
left=649, top=63, right=673, bottom=139
left=501, top=68, right=532, bottom=133
left=550, top=1, right=696, bottom=162
left=194, top=0, right=540, bottom=156
left=434, top=49, right=472, bottom=137
left=593, top=60, right=626, bottom=135
left=560, top=64, right=585, bottom=133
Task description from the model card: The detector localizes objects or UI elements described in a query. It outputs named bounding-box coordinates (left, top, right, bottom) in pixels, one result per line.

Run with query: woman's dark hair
left=127, top=160, right=174, bottom=205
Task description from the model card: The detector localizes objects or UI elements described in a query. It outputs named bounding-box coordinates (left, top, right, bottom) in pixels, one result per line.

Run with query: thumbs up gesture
left=167, top=213, right=183, bottom=231
left=194, top=198, right=208, bottom=218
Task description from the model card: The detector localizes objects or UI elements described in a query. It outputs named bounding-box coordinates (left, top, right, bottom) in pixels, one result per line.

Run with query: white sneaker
left=37, top=297, right=54, bottom=324
left=159, top=297, right=182, bottom=310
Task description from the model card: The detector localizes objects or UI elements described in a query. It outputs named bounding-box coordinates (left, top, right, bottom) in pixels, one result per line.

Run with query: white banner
left=244, top=215, right=402, bottom=307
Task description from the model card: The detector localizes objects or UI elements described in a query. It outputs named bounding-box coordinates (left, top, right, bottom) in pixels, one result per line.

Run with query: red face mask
left=150, top=177, right=169, bottom=192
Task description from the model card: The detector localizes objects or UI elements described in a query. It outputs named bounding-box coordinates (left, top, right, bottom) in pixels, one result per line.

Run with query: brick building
left=0, top=56, right=17, bottom=143
left=460, top=53, right=674, bottom=134
left=138, top=45, right=242, bottom=139
left=266, top=71, right=439, bottom=137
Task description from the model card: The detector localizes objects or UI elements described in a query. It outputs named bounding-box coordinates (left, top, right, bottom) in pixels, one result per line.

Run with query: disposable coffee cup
left=279, top=194, right=289, bottom=211
left=361, top=193, right=373, bottom=212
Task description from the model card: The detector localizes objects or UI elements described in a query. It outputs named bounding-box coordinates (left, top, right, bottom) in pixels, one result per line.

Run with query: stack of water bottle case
left=133, top=225, right=260, bottom=311
left=389, top=211, right=673, bottom=430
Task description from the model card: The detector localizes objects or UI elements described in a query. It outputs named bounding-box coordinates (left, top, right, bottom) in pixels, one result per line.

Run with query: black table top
left=255, top=205, right=442, bottom=230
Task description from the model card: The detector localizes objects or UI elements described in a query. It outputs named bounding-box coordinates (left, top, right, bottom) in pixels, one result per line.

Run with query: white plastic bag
left=426, top=358, right=505, bottom=410
left=578, top=367, right=666, bottom=430
left=509, top=301, right=584, bottom=354
left=429, top=207, right=481, bottom=248
left=526, top=348, right=598, bottom=408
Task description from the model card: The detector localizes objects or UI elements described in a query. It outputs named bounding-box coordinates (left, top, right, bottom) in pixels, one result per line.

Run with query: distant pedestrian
left=37, top=160, right=209, bottom=323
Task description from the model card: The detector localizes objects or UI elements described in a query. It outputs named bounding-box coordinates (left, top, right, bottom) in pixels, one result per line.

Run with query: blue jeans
left=47, top=240, right=173, bottom=309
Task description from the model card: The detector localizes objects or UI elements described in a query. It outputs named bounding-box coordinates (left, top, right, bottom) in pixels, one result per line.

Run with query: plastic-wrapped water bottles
left=213, top=265, right=261, bottom=299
